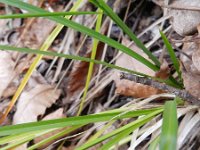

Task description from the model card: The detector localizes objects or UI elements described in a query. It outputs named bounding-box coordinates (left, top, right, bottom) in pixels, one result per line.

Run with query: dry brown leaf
left=180, top=35, right=200, bottom=99
left=20, top=18, right=56, bottom=49
left=113, top=37, right=162, bottom=98
left=64, top=42, right=104, bottom=104
left=13, top=84, right=61, bottom=124
left=115, top=79, right=162, bottom=98
left=34, top=108, right=66, bottom=150
left=0, top=51, right=16, bottom=98
left=155, top=59, right=170, bottom=79
left=168, top=0, right=200, bottom=36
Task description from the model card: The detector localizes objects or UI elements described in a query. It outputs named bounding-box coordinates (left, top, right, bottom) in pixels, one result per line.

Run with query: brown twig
left=120, top=72, right=200, bottom=105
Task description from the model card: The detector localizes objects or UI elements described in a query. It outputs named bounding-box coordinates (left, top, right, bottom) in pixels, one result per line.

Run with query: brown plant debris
left=120, top=72, right=200, bottom=105
left=64, top=42, right=105, bottom=104
left=167, top=0, right=200, bottom=36
left=113, top=37, right=162, bottom=98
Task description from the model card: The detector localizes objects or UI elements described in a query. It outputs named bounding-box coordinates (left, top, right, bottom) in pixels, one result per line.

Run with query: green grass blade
left=90, top=0, right=160, bottom=66
left=76, top=109, right=163, bottom=150
left=0, top=45, right=149, bottom=77
left=0, top=0, right=158, bottom=71
left=100, top=126, right=134, bottom=150
left=160, top=31, right=182, bottom=80
left=0, top=130, right=49, bottom=145
left=0, top=11, right=101, bottom=19
left=159, top=100, right=178, bottom=150
left=27, top=125, right=82, bottom=150
left=77, top=9, right=103, bottom=115
left=0, top=130, right=50, bottom=150
left=0, top=108, right=160, bottom=136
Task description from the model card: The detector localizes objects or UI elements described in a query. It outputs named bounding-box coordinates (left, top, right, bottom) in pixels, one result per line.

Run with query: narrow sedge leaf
left=0, top=130, right=50, bottom=150
left=160, top=100, right=178, bottom=150
left=0, top=108, right=161, bottom=136
left=0, top=0, right=158, bottom=71
left=0, top=11, right=101, bottom=19
left=0, top=45, right=148, bottom=77
left=90, top=0, right=160, bottom=66
left=77, top=9, right=103, bottom=115
left=160, top=31, right=182, bottom=80
left=100, top=126, right=136, bottom=150
left=27, top=125, right=82, bottom=150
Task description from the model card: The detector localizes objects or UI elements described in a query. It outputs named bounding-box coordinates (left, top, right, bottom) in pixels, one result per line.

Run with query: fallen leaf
left=13, top=84, right=61, bottom=124
left=180, top=35, right=200, bottom=99
left=168, top=0, right=200, bottom=36
left=20, top=18, right=56, bottom=49
left=64, top=42, right=104, bottom=104
left=155, top=59, right=170, bottom=79
left=0, top=51, right=16, bottom=98
left=113, top=37, right=162, bottom=98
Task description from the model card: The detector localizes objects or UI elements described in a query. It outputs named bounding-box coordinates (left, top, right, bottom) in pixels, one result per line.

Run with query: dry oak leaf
left=20, top=18, right=56, bottom=49
left=13, top=84, right=61, bottom=124
left=113, top=37, right=162, bottom=98
left=12, top=84, right=60, bottom=150
left=0, top=51, right=16, bottom=98
left=180, top=35, right=200, bottom=99
left=34, top=108, right=66, bottom=150
left=168, top=0, right=200, bottom=36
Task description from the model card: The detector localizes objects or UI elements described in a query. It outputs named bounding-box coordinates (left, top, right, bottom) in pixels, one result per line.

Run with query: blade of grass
left=27, top=125, right=82, bottom=150
left=0, top=0, right=83, bottom=124
left=159, top=100, right=178, bottom=150
left=77, top=9, right=103, bottom=116
left=0, top=130, right=51, bottom=150
left=0, top=11, right=101, bottom=19
left=90, top=0, right=160, bottom=66
left=0, top=45, right=149, bottom=77
left=160, top=30, right=182, bottom=80
left=76, top=109, right=163, bottom=150
left=87, top=121, right=115, bottom=143
left=0, top=108, right=161, bottom=136
left=0, top=130, right=52, bottom=145
left=100, top=123, right=140, bottom=150
left=0, top=45, right=180, bottom=88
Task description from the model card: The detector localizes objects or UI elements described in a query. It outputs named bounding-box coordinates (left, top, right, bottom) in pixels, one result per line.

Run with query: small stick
left=120, top=72, right=200, bottom=105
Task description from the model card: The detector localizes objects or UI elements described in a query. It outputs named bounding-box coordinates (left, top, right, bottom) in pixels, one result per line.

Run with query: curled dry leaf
left=168, top=0, right=200, bottom=36
left=34, top=108, right=66, bottom=150
left=180, top=35, right=200, bottom=99
left=155, top=59, right=170, bottom=79
left=13, top=84, right=61, bottom=124
left=113, top=37, right=162, bottom=98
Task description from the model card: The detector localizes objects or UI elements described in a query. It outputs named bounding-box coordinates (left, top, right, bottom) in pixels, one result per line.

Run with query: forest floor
left=1, top=0, right=200, bottom=149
